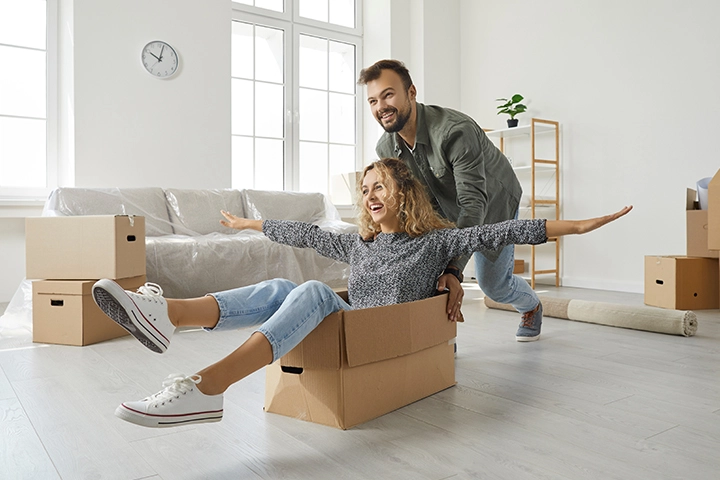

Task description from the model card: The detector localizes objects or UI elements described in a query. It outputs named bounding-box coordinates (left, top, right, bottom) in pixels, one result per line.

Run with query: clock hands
left=158, top=45, right=165, bottom=62
left=149, top=52, right=161, bottom=61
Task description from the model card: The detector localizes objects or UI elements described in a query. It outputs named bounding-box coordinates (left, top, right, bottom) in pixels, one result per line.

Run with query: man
left=357, top=59, right=543, bottom=341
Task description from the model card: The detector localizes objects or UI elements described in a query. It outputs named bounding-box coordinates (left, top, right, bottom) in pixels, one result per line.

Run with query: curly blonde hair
left=356, top=158, right=454, bottom=239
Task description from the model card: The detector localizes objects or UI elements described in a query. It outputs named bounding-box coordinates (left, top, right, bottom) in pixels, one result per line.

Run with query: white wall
left=460, top=0, right=720, bottom=292
left=68, top=0, right=231, bottom=188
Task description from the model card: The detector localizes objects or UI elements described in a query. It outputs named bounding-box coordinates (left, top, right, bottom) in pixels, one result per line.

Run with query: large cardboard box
left=264, top=292, right=456, bottom=429
left=708, top=169, right=720, bottom=250
left=644, top=256, right=719, bottom=310
left=33, top=275, right=146, bottom=346
left=26, top=215, right=146, bottom=280
left=686, top=188, right=719, bottom=258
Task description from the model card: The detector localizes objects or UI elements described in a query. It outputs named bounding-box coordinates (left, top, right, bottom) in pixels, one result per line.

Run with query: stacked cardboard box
left=25, top=215, right=147, bottom=346
left=645, top=171, right=720, bottom=310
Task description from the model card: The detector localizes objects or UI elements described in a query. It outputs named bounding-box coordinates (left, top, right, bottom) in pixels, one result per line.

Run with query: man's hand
left=437, top=273, right=464, bottom=321
left=219, top=210, right=262, bottom=231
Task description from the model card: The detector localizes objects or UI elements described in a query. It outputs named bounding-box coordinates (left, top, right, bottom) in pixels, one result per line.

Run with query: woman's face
left=361, top=168, right=401, bottom=233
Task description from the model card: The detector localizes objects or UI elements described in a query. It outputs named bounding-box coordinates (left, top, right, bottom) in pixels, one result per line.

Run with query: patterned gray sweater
left=263, top=219, right=547, bottom=309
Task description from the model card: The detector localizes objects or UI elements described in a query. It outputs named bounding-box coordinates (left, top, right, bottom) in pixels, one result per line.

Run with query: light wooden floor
left=1, top=285, right=719, bottom=480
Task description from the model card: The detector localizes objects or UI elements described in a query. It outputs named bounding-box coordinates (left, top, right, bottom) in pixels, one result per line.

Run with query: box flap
left=280, top=312, right=343, bottom=370
left=686, top=188, right=698, bottom=211
left=343, top=294, right=456, bottom=368
left=709, top=169, right=720, bottom=250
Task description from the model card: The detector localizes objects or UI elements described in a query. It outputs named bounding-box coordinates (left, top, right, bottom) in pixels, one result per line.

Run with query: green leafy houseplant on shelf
left=496, top=94, right=527, bottom=128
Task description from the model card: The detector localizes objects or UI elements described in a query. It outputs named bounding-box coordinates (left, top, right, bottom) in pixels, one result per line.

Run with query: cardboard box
left=686, top=188, right=718, bottom=258
left=708, top=169, right=720, bottom=250
left=32, top=275, right=146, bottom=346
left=26, top=215, right=146, bottom=280
left=264, top=292, right=456, bottom=429
left=644, top=256, right=719, bottom=310
left=513, top=259, right=525, bottom=274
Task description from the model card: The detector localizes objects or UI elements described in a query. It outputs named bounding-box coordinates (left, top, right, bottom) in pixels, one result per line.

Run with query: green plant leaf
left=511, top=94, right=524, bottom=103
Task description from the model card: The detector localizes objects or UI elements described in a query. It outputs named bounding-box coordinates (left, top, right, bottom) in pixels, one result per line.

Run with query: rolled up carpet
left=484, top=296, right=697, bottom=337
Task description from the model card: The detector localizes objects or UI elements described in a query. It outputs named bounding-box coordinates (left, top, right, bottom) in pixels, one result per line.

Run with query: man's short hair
left=357, top=59, right=413, bottom=91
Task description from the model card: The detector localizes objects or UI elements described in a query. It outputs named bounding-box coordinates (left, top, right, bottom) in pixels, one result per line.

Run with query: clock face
left=141, top=41, right=179, bottom=78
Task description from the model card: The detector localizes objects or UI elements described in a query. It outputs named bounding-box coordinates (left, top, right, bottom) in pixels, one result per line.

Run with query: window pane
left=254, top=0, right=283, bottom=13
left=255, top=138, right=284, bottom=190
left=231, top=22, right=253, bottom=79
left=0, top=117, right=46, bottom=187
left=299, top=0, right=328, bottom=23
left=299, top=35, right=327, bottom=90
left=329, top=41, right=355, bottom=93
left=0, top=0, right=46, bottom=49
left=255, top=82, right=284, bottom=138
left=234, top=0, right=253, bottom=6
left=328, top=144, right=355, bottom=204
left=0, top=46, right=46, bottom=118
left=329, top=93, right=354, bottom=144
left=232, top=136, right=254, bottom=190
left=255, top=25, right=283, bottom=83
left=299, top=141, right=328, bottom=194
left=329, top=0, right=355, bottom=28
left=231, top=79, right=253, bottom=135
left=299, top=88, right=327, bottom=142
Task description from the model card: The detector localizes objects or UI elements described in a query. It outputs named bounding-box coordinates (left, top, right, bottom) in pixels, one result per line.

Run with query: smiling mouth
left=369, top=204, right=384, bottom=213
left=379, top=109, right=396, bottom=122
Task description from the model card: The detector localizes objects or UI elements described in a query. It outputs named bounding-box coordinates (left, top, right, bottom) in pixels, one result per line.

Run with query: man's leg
left=474, top=245, right=543, bottom=341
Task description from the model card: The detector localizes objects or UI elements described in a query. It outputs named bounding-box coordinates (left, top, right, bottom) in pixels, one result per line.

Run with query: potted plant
left=496, top=94, right=527, bottom=128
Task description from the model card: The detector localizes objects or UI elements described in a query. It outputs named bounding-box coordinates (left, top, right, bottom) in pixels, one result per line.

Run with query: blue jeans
left=474, top=244, right=539, bottom=315
left=208, top=279, right=351, bottom=362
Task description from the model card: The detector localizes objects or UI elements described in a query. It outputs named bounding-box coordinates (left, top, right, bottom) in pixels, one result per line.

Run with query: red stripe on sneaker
left=120, top=404, right=223, bottom=418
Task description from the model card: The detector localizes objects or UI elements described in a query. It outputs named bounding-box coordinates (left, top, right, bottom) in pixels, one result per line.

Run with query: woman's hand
left=219, top=210, right=262, bottom=231
left=437, top=273, right=465, bottom=322
left=545, top=206, right=633, bottom=238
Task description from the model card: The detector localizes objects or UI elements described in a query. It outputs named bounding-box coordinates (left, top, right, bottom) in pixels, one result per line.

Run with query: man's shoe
left=115, top=374, right=223, bottom=428
left=516, top=301, right=542, bottom=342
left=92, top=279, right=175, bottom=353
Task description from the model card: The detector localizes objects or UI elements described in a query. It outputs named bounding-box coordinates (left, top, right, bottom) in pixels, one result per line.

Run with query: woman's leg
left=195, top=280, right=350, bottom=395
left=113, top=280, right=349, bottom=427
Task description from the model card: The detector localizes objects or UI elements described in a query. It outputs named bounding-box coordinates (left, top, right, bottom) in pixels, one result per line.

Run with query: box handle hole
left=280, top=366, right=303, bottom=375
left=127, top=235, right=136, bottom=242
left=655, top=280, right=664, bottom=285
left=694, top=293, right=698, bottom=297
left=50, top=299, right=64, bottom=307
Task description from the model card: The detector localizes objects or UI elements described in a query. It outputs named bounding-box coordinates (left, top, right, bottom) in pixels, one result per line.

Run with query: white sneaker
left=115, top=374, right=223, bottom=428
left=92, top=279, right=175, bottom=353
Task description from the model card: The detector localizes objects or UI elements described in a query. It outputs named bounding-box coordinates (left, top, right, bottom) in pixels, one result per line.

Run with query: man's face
left=365, top=69, right=416, bottom=133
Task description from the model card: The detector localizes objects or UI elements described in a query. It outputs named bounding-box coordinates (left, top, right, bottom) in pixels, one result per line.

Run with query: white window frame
left=0, top=0, right=58, bottom=206
left=231, top=0, right=363, bottom=199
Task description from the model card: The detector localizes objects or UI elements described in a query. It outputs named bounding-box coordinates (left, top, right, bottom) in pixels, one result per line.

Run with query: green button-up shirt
left=376, top=102, right=522, bottom=268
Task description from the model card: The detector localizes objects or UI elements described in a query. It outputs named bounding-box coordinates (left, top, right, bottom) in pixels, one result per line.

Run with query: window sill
left=0, top=199, right=45, bottom=218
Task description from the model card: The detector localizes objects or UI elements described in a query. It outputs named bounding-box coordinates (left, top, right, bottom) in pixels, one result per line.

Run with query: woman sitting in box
left=92, top=158, right=632, bottom=428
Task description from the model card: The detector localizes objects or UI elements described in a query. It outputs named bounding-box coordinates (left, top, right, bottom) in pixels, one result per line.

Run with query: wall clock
left=141, top=40, right=179, bottom=78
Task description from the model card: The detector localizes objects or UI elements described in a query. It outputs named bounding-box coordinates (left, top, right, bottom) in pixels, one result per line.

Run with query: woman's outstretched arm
left=220, top=210, right=262, bottom=231
left=545, top=206, right=633, bottom=238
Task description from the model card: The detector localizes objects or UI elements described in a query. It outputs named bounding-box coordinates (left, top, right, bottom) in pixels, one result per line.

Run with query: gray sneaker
left=516, top=302, right=542, bottom=342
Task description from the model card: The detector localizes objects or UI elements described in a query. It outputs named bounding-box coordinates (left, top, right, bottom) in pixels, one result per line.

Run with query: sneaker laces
left=147, top=373, right=201, bottom=407
left=521, top=304, right=540, bottom=328
left=136, top=282, right=164, bottom=298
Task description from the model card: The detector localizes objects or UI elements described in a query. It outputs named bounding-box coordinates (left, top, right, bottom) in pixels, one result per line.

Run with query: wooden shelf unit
left=487, top=118, right=560, bottom=288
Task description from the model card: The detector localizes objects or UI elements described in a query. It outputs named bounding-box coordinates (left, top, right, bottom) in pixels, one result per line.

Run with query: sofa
left=43, top=187, right=357, bottom=298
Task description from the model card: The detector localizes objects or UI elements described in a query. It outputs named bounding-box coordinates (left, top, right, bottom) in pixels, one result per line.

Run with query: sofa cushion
left=242, top=190, right=332, bottom=222
left=44, top=187, right=174, bottom=236
left=165, top=189, right=245, bottom=235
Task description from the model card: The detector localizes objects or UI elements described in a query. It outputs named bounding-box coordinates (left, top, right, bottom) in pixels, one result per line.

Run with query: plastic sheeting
left=1, top=187, right=357, bottom=332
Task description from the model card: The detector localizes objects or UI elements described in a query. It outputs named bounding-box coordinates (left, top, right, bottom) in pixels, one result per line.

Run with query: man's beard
left=378, top=102, right=412, bottom=133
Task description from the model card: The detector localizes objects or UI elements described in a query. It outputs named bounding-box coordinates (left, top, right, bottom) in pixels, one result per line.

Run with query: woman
left=92, top=158, right=631, bottom=428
